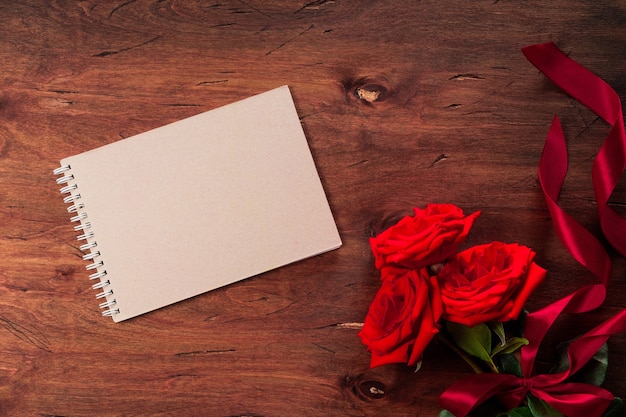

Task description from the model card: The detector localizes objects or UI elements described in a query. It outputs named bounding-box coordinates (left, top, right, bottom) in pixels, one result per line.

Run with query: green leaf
left=603, top=398, right=624, bottom=417
left=490, top=321, right=507, bottom=346
left=492, top=337, right=529, bottom=357
left=527, top=395, right=564, bottom=417
left=508, top=407, right=534, bottom=417
left=551, top=341, right=608, bottom=386
left=446, top=321, right=492, bottom=362
left=494, top=353, right=522, bottom=377
left=438, top=410, right=455, bottom=417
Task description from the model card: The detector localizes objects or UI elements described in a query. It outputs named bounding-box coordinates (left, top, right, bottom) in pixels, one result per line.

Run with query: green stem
left=437, top=333, right=485, bottom=374
left=485, top=357, right=500, bottom=374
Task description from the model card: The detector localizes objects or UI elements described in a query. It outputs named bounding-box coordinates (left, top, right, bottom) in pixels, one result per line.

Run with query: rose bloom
left=358, top=266, right=443, bottom=367
left=370, top=204, right=480, bottom=271
left=437, top=242, right=547, bottom=327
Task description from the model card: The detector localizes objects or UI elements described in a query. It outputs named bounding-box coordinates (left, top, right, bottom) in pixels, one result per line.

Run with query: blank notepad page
left=55, top=85, right=342, bottom=322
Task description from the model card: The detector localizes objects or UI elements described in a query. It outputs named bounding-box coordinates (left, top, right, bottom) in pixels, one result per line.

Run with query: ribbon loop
left=522, top=41, right=626, bottom=258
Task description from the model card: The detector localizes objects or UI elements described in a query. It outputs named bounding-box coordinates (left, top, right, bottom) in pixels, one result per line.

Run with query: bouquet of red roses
left=359, top=203, right=545, bottom=370
left=358, top=42, right=626, bottom=417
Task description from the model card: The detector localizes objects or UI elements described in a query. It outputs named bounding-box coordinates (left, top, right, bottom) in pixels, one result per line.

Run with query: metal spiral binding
left=54, top=164, right=120, bottom=318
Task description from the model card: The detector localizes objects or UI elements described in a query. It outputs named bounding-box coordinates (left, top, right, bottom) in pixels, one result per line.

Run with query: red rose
left=437, top=242, right=547, bottom=327
left=358, top=266, right=443, bottom=367
left=370, top=204, right=480, bottom=271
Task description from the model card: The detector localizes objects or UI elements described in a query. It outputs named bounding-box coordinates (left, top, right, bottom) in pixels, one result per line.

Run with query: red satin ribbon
left=521, top=115, right=610, bottom=377
left=523, top=42, right=626, bottom=257
left=439, top=42, right=626, bottom=417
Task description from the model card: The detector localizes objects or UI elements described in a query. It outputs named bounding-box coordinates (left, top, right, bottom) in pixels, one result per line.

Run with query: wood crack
left=448, top=73, right=485, bottom=81
left=237, top=0, right=273, bottom=18
left=93, top=35, right=161, bottom=57
left=0, top=317, right=52, bottom=352
left=175, top=349, right=236, bottom=357
left=314, top=322, right=363, bottom=330
left=265, top=24, right=314, bottom=56
left=196, top=80, right=229, bottom=86
left=312, top=342, right=336, bottom=354
left=109, top=0, right=138, bottom=18
left=429, top=153, right=449, bottom=167
left=348, top=159, right=368, bottom=167
left=294, top=0, right=334, bottom=14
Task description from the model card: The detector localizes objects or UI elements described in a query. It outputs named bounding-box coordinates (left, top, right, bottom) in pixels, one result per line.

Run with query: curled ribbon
left=439, top=42, right=626, bottom=417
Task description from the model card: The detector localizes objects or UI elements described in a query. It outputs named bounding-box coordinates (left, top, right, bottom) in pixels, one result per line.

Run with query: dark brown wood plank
left=1, top=1, right=625, bottom=415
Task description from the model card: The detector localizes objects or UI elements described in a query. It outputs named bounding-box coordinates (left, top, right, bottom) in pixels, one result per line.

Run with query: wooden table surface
left=2, top=1, right=626, bottom=416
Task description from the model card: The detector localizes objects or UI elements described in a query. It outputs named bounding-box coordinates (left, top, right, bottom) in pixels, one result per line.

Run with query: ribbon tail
left=533, top=383, right=615, bottom=417
left=564, top=308, right=626, bottom=375
left=521, top=42, right=620, bottom=124
left=521, top=284, right=606, bottom=376
left=438, top=374, right=522, bottom=417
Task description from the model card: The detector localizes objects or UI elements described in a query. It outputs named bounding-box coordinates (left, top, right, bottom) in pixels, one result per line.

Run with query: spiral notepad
left=53, top=86, right=342, bottom=322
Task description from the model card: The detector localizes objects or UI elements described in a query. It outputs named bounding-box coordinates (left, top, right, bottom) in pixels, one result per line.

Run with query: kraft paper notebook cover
left=54, top=85, right=342, bottom=322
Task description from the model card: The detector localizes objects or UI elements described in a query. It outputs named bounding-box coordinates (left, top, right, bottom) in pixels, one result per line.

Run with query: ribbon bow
left=439, top=42, right=626, bottom=417
left=440, top=309, right=626, bottom=417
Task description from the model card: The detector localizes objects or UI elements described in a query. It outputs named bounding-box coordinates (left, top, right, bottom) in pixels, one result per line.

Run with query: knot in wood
left=342, top=77, right=391, bottom=104
left=354, top=84, right=388, bottom=103
left=355, top=380, right=387, bottom=400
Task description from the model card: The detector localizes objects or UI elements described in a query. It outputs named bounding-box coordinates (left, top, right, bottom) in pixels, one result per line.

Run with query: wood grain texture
left=1, top=1, right=625, bottom=415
